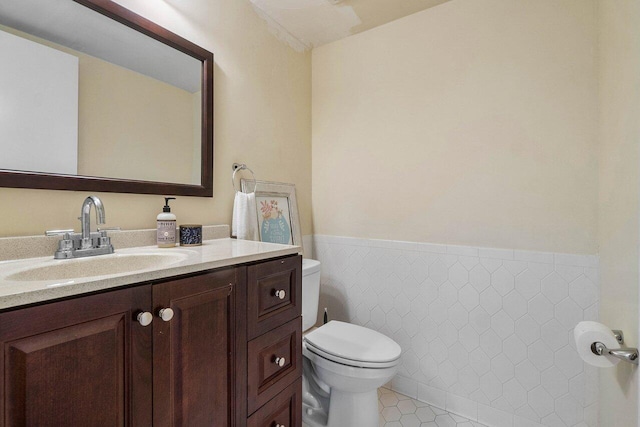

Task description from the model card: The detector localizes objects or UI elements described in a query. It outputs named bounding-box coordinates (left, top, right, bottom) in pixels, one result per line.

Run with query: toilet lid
left=304, top=321, right=401, bottom=364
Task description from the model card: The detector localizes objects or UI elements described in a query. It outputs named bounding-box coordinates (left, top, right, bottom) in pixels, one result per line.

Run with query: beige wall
left=597, top=0, right=640, bottom=425
left=0, top=0, right=312, bottom=238
left=312, top=0, right=599, bottom=254
left=312, top=0, right=640, bottom=423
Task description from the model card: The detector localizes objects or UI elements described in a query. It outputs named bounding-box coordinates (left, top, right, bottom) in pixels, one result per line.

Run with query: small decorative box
left=179, top=224, right=202, bottom=246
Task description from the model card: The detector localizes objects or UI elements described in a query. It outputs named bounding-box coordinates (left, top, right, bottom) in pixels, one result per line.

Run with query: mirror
left=0, top=0, right=213, bottom=196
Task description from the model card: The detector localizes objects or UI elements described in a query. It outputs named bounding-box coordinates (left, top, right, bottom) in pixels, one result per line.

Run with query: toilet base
left=329, top=388, right=379, bottom=427
left=303, top=388, right=380, bottom=427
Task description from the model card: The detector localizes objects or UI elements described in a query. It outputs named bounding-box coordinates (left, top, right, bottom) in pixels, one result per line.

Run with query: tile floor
left=303, top=387, right=486, bottom=427
left=377, top=388, right=486, bottom=427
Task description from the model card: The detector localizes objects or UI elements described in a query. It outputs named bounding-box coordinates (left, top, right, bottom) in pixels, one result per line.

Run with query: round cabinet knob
left=274, top=356, right=286, bottom=367
left=137, top=312, right=153, bottom=327
left=158, top=308, right=174, bottom=322
left=274, top=290, right=286, bottom=300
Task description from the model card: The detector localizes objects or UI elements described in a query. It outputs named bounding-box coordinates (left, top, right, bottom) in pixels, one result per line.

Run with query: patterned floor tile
left=303, top=387, right=486, bottom=427
left=378, top=388, right=487, bottom=427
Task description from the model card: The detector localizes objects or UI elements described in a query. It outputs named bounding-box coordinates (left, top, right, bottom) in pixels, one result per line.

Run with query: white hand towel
left=232, top=191, right=259, bottom=240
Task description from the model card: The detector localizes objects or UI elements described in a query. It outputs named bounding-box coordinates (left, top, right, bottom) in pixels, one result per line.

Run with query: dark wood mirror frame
left=0, top=0, right=214, bottom=197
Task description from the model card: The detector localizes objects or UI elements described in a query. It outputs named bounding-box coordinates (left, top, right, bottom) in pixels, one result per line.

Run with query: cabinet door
left=153, top=267, right=246, bottom=427
left=0, top=286, right=152, bottom=427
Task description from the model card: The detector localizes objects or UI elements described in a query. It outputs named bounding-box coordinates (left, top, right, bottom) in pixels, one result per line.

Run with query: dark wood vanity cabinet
left=0, top=285, right=153, bottom=427
left=0, top=254, right=302, bottom=427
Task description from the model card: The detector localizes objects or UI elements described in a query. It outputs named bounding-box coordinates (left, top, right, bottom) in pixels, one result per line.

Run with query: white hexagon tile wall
left=311, top=235, right=599, bottom=427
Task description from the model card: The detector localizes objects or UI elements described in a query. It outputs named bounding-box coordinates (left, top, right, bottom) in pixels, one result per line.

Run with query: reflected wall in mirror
left=0, top=0, right=213, bottom=196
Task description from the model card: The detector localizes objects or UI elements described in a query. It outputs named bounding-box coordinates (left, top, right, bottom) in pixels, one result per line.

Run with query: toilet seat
left=303, top=321, right=401, bottom=369
left=304, top=342, right=399, bottom=369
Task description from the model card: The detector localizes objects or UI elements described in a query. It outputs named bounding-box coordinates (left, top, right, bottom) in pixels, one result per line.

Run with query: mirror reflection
left=0, top=0, right=203, bottom=186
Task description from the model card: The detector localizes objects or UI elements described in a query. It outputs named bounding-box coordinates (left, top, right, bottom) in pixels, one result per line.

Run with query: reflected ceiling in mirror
left=0, top=0, right=213, bottom=196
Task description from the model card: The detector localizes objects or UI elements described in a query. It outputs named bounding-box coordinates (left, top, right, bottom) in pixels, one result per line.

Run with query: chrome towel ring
left=232, top=163, right=257, bottom=193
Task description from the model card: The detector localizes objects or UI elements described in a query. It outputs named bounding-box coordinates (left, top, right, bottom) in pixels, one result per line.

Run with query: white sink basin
left=6, top=252, right=189, bottom=281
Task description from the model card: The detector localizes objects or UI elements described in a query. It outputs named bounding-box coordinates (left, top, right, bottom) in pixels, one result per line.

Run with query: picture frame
left=240, top=179, right=302, bottom=247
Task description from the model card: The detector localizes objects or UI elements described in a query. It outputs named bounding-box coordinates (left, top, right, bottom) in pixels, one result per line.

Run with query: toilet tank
left=302, top=259, right=321, bottom=331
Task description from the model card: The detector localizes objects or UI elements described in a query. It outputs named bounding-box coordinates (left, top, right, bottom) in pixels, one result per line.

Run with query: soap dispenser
left=157, top=197, right=177, bottom=248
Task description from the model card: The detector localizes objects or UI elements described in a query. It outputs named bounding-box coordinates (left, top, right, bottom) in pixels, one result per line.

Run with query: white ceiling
left=250, top=0, right=452, bottom=51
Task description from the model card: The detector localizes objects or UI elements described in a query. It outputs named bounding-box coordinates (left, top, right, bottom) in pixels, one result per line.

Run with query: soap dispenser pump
left=157, top=197, right=177, bottom=248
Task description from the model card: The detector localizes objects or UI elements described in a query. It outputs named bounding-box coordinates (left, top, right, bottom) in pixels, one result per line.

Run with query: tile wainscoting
left=309, top=235, right=599, bottom=427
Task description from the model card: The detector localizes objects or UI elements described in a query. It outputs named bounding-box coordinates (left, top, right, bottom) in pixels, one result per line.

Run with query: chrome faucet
left=47, top=196, right=116, bottom=259
left=80, top=196, right=105, bottom=249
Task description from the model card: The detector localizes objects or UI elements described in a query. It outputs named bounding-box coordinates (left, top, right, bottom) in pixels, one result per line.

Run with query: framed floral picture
left=240, top=179, right=302, bottom=246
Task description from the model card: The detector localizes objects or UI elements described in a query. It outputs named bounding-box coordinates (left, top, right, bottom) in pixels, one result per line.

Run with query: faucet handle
left=96, top=228, right=118, bottom=250
left=45, top=229, right=75, bottom=237
left=98, top=227, right=121, bottom=242
left=49, top=230, right=75, bottom=258
left=97, top=227, right=121, bottom=233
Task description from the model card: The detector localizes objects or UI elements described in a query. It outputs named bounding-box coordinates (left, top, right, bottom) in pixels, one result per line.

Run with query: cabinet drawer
left=248, top=317, right=302, bottom=415
left=247, top=256, right=302, bottom=340
left=247, top=378, right=302, bottom=427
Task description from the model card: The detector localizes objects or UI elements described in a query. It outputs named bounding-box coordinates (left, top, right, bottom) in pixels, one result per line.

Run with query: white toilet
left=301, top=259, right=401, bottom=427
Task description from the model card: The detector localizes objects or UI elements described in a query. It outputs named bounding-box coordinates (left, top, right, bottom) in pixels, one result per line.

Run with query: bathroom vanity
left=0, top=238, right=302, bottom=427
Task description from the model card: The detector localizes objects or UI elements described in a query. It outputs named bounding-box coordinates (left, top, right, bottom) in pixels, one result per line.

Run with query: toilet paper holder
left=591, top=330, right=639, bottom=365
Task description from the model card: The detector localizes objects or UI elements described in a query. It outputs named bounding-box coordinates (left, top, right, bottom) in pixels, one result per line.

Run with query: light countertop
left=0, top=238, right=300, bottom=310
